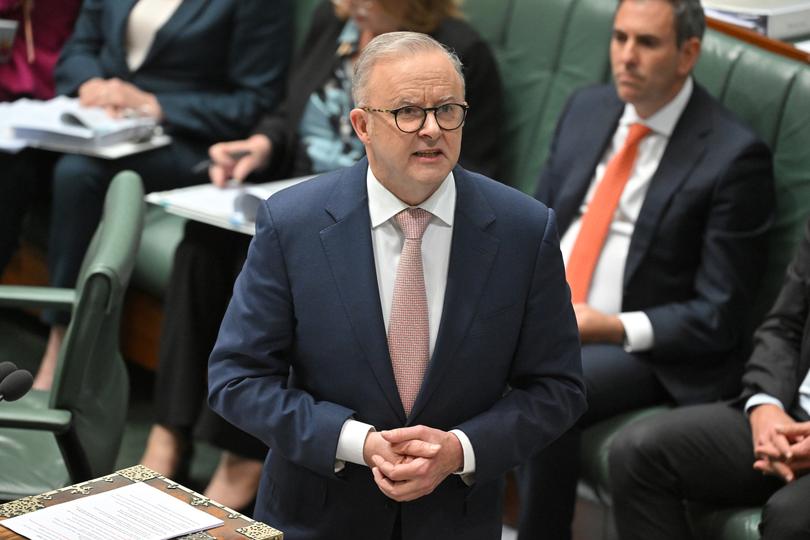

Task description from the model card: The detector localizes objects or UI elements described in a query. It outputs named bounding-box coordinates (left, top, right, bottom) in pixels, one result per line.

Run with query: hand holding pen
left=203, top=134, right=273, bottom=187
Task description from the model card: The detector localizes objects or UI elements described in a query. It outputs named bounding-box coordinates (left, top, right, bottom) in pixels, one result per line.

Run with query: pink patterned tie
left=388, top=208, right=432, bottom=416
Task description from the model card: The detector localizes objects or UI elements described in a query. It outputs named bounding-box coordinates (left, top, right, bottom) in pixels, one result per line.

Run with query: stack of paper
left=704, top=0, right=810, bottom=40
left=0, top=96, right=171, bottom=158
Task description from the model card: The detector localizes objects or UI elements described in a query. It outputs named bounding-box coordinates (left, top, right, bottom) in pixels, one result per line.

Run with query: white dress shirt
left=745, top=371, right=810, bottom=418
left=335, top=167, right=476, bottom=478
left=559, top=77, right=694, bottom=351
left=126, top=0, right=183, bottom=71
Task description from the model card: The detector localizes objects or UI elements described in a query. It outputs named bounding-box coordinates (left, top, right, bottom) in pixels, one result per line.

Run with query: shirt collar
left=620, top=76, right=693, bottom=137
left=366, top=167, right=456, bottom=229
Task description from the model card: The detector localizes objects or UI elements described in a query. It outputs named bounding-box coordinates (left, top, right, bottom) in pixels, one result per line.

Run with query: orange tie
left=566, top=123, right=651, bottom=303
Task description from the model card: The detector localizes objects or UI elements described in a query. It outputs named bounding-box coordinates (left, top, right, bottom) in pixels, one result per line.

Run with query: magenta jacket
left=0, top=0, right=81, bottom=101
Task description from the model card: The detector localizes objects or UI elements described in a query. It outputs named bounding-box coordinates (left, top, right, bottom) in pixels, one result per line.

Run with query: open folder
left=146, top=176, right=313, bottom=235
left=0, top=96, right=170, bottom=158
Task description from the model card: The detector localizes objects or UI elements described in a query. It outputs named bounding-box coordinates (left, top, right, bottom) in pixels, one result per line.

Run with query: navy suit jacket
left=209, top=158, right=586, bottom=540
left=54, top=0, right=290, bottom=143
left=536, top=83, right=774, bottom=405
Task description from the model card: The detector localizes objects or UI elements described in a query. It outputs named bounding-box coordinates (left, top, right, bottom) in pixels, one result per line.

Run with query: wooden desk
left=0, top=465, right=282, bottom=540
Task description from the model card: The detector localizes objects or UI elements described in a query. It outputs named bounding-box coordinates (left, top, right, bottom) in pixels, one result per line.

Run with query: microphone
left=0, top=361, right=17, bottom=383
left=0, top=369, right=34, bottom=402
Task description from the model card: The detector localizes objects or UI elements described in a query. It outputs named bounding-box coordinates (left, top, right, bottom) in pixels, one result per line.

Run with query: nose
left=618, top=40, right=638, bottom=65
left=418, top=110, right=442, bottom=139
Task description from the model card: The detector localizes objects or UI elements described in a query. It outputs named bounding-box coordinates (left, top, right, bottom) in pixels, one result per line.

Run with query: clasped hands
left=750, top=404, right=810, bottom=483
left=78, top=77, right=162, bottom=120
left=362, top=425, right=463, bottom=502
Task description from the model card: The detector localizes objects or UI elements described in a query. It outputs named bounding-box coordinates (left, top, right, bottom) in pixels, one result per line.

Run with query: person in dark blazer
left=610, top=217, right=810, bottom=540
left=518, top=1, right=774, bottom=538
left=208, top=32, right=585, bottom=540
left=29, top=0, right=291, bottom=390
left=140, top=0, right=504, bottom=512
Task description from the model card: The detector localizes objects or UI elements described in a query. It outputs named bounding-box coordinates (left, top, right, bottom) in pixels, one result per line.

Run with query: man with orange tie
left=519, top=1, right=775, bottom=539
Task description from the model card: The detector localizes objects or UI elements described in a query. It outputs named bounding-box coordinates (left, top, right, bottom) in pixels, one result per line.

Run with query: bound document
left=146, top=176, right=313, bottom=235
left=704, top=0, right=810, bottom=39
left=0, top=96, right=170, bottom=158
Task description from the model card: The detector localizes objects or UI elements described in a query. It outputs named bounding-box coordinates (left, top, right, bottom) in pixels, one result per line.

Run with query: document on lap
left=0, top=96, right=171, bottom=158
left=1, top=482, right=223, bottom=540
left=145, top=175, right=313, bottom=235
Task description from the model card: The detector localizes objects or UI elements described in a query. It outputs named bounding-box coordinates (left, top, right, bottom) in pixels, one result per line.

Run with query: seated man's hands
left=208, top=135, right=272, bottom=186
left=776, top=422, right=810, bottom=480
left=750, top=404, right=797, bottom=481
left=366, top=425, right=462, bottom=502
left=78, top=77, right=162, bottom=119
left=574, top=303, right=624, bottom=344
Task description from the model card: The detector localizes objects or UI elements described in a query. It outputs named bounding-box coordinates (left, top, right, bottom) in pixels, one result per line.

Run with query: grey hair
left=618, top=0, right=705, bottom=45
left=352, top=31, right=465, bottom=106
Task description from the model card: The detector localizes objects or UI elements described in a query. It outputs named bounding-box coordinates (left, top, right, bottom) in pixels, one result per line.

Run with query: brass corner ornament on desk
left=0, top=465, right=283, bottom=540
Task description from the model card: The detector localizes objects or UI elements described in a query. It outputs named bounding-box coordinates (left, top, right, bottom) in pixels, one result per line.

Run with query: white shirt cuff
left=618, top=311, right=654, bottom=352
left=335, top=419, right=375, bottom=472
left=745, top=393, right=785, bottom=415
left=450, top=429, right=476, bottom=485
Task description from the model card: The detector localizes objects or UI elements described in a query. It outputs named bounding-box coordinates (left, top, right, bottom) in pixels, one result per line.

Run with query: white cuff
left=450, top=429, right=476, bottom=485
left=335, top=419, right=375, bottom=473
left=618, top=311, right=654, bottom=352
left=745, top=393, right=784, bottom=415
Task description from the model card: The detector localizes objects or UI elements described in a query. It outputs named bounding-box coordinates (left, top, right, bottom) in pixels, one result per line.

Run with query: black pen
left=190, top=150, right=251, bottom=174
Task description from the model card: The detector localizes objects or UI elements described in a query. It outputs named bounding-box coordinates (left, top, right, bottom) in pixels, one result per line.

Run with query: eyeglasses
left=362, top=103, right=469, bottom=133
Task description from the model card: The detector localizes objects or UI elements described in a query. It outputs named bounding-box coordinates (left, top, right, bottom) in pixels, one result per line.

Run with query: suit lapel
left=409, top=168, right=499, bottom=422
left=319, top=160, right=406, bottom=422
left=112, top=0, right=139, bottom=72
left=623, top=86, right=712, bottom=287
left=553, top=93, right=623, bottom=235
left=138, top=0, right=209, bottom=70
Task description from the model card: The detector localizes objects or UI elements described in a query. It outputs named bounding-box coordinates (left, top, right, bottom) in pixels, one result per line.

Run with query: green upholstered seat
left=0, top=171, right=145, bottom=501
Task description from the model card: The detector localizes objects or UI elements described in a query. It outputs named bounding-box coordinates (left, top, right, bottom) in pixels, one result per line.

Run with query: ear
left=677, top=37, right=701, bottom=76
left=350, top=108, right=372, bottom=144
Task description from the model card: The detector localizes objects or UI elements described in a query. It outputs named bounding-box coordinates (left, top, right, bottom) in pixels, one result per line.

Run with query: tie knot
left=396, top=208, right=432, bottom=240
left=626, top=123, right=652, bottom=146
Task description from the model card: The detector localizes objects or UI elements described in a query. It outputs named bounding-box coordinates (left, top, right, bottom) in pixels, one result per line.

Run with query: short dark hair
left=619, top=0, right=706, bottom=46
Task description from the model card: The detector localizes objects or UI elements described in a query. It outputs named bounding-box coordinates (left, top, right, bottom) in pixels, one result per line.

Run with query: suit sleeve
left=644, top=139, right=775, bottom=359
left=54, top=0, right=106, bottom=93
left=740, top=219, right=810, bottom=406
left=454, top=209, right=587, bottom=483
left=154, top=0, right=291, bottom=140
left=208, top=201, right=355, bottom=477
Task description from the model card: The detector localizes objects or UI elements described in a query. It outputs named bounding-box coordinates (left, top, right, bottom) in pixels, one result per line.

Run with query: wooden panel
left=707, top=16, right=810, bottom=64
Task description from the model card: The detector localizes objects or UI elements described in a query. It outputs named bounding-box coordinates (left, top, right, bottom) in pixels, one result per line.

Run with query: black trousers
left=516, top=344, right=671, bottom=540
left=45, top=138, right=208, bottom=325
left=154, top=220, right=266, bottom=459
left=0, top=149, right=57, bottom=275
left=610, top=402, right=810, bottom=540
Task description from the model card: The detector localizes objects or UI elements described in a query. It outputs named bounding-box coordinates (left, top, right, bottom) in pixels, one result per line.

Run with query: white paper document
left=2, top=482, right=223, bottom=540
left=146, top=175, right=313, bottom=235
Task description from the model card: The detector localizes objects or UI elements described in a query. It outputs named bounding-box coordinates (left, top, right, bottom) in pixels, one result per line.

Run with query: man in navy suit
left=519, top=1, right=774, bottom=538
left=208, top=32, right=586, bottom=540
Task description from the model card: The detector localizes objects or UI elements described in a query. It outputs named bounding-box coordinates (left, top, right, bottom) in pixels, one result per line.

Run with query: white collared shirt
left=335, top=167, right=476, bottom=479
left=559, top=77, right=694, bottom=351
left=126, top=0, right=183, bottom=71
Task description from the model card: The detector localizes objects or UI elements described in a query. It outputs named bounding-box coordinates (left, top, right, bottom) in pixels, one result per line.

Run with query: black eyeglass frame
left=361, top=103, right=469, bottom=133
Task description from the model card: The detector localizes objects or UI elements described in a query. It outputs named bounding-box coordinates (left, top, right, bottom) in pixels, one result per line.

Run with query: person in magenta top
left=0, top=0, right=81, bottom=101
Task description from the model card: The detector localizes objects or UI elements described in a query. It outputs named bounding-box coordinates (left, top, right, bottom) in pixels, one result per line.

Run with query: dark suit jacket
left=256, top=0, right=504, bottom=181
left=740, top=219, right=810, bottom=422
left=208, top=158, right=586, bottom=540
left=535, top=83, right=774, bottom=405
left=54, top=0, right=290, bottom=144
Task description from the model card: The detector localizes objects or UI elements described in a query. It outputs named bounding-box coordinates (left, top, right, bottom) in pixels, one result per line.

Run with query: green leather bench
left=461, top=0, right=810, bottom=538
left=129, top=2, right=810, bottom=536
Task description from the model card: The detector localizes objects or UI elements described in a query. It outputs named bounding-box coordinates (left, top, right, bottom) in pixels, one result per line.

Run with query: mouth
left=413, top=149, right=444, bottom=159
